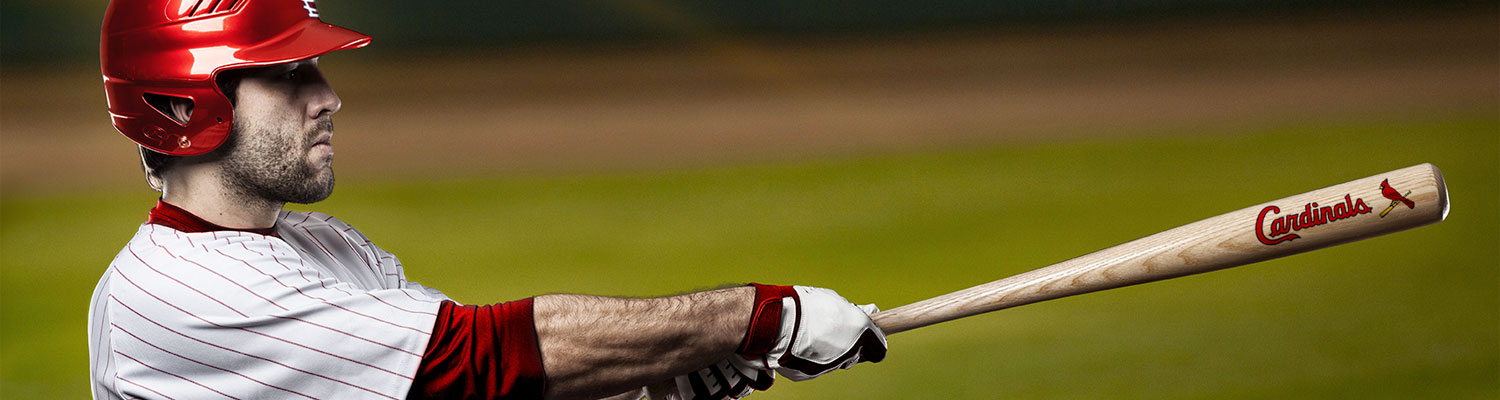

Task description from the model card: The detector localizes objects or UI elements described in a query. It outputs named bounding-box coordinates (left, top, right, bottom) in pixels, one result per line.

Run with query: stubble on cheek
left=218, top=116, right=337, bottom=205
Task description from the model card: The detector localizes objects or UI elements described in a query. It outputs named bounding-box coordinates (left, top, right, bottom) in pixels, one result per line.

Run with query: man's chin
left=283, top=173, right=334, bottom=204
left=307, top=178, right=335, bottom=204
left=286, top=189, right=333, bottom=205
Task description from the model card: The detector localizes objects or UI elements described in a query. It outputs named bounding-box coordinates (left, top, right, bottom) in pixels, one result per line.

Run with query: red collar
left=148, top=200, right=278, bottom=236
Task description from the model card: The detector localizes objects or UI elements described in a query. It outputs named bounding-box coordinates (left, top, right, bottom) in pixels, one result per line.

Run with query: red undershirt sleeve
left=409, top=299, right=547, bottom=400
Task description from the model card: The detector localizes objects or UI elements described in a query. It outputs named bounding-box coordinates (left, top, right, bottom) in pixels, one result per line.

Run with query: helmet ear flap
left=109, top=82, right=234, bottom=156
left=173, top=86, right=235, bottom=155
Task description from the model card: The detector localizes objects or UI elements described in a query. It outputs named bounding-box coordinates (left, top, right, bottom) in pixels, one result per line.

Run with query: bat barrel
left=872, top=163, right=1448, bottom=335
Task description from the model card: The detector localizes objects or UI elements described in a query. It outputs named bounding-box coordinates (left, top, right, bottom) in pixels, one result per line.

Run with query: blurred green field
left=2, top=115, right=1496, bottom=398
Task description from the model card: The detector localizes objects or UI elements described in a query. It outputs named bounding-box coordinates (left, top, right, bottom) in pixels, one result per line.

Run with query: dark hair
left=139, top=71, right=244, bottom=190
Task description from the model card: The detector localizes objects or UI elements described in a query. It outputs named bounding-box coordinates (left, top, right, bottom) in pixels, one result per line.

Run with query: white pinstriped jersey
left=88, top=210, right=452, bottom=399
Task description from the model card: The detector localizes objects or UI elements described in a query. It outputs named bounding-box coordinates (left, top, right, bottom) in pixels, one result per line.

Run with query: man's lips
left=311, top=132, right=334, bottom=155
left=311, top=132, right=334, bottom=160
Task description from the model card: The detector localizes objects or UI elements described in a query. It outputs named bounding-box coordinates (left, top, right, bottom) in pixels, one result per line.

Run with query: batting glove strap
left=736, top=283, right=796, bottom=357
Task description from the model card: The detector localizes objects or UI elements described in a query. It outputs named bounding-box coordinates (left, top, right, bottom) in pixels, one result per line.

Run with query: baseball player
left=88, top=1, right=887, bottom=399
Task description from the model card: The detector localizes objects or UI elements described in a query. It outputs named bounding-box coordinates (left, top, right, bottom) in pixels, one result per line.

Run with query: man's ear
left=168, top=97, right=193, bottom=125
left=143, top=93, right=195, bottom=126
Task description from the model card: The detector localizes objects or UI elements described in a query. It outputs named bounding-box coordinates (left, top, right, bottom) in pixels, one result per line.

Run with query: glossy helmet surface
left=101, top=0, right=370, bottom=155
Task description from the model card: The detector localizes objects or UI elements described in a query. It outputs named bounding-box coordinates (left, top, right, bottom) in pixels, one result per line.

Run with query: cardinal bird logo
left=1379, top=179, right=1415, bottom=218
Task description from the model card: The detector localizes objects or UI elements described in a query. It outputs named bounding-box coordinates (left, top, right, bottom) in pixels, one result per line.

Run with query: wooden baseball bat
left=871, top=163, right=1449, bottom=335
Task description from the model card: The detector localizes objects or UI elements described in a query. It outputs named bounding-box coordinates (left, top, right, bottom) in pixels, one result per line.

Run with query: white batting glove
left=737, top=284, right=888, bottom=382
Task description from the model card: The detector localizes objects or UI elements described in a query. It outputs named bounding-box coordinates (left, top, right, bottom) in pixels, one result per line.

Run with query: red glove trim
left=736, top=284, right=797, bottom=357
left=409, top=299, right=546, bottom=400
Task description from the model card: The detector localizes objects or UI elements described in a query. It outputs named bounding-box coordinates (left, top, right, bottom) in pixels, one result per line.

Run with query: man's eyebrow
left=248, top=63, right=301, bottom=77
left=290, top=57, right=321, bottom=67
left=264, top=58, right=319, bottom=73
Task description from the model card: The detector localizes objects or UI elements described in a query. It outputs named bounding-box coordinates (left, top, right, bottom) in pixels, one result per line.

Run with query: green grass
left=3, top=116, right=1496, bottom=398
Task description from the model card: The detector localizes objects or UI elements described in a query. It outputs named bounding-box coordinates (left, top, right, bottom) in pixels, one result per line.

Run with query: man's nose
left=306, top=74, right=341, bottom=120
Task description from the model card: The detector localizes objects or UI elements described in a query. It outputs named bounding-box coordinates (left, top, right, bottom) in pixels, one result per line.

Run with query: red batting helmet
left=101, top=0, right=370, bottom=156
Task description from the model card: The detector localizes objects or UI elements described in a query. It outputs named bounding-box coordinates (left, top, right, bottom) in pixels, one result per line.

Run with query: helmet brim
left=235, top=20, right=371, bottom=68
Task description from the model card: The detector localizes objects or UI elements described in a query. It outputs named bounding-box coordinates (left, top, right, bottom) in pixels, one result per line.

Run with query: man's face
left=216, top=58, right=341, bottom=204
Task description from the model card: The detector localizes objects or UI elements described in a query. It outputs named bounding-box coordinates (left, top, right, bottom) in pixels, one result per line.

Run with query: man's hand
left=738, top=285, right=888, bottom=381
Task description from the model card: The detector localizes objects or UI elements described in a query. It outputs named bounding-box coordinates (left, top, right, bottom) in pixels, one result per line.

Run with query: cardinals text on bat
left=1256, top=194, right=1374, bottom=245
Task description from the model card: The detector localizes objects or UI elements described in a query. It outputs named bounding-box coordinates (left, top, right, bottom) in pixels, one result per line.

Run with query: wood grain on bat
left=871, top=163, right=1448, bottom=335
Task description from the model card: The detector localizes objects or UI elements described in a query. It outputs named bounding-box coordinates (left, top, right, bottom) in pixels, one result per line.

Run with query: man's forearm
left=534, top=286, right=754, bottom=400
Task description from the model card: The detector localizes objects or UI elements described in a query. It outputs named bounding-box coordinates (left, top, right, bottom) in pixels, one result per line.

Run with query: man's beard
left=217, top=117, right=335, bottom=205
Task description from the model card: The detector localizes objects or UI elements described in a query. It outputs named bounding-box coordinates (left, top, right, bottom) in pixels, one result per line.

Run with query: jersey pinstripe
left=89, top=210, right=451, bottom=399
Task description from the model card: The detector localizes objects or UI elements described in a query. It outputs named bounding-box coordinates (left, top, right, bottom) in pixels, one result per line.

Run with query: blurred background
left=2, top=0, right=1496, bottom=398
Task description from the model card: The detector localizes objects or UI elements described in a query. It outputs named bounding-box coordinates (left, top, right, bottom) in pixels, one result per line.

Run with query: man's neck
left=163, top=196, right=282, bottom=229
left=161, top=174, right=283, bottom=230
